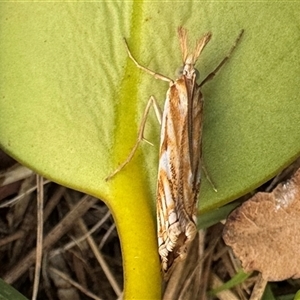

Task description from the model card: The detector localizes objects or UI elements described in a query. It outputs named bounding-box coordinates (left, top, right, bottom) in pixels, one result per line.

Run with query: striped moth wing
left=157, top=27, right=211, bottom=278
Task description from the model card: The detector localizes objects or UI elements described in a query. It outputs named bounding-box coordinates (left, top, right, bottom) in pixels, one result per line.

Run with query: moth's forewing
left=157, top=76, right=203, bottom=277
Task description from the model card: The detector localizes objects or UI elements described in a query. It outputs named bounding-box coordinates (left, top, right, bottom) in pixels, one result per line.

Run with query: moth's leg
left=199, top=29, right=244, bottom=88
left=201, top=160, right=217, bottom=192
left=105, top=96, right=162, bottom=181
left=124, top=38, right=174, bottom=84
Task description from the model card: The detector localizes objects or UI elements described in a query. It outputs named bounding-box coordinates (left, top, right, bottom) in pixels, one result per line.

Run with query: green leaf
left=262, top=284, right=276, bottom=300
left=294, top=290, right=300, bottom=300
left=0, top=279, right=29, bottom=300
left=208, top=269, right=251, bottom=296
left=1, top=2, right=299, bottom=298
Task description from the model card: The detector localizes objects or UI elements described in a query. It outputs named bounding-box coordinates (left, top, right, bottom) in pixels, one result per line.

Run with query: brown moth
left=106, top=27, right=244, bottom=278
left=156, top=28, right=211, bottom=276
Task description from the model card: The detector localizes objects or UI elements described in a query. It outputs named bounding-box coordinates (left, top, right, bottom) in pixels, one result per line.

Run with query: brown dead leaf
left=223, top=168, right=300, bottom=281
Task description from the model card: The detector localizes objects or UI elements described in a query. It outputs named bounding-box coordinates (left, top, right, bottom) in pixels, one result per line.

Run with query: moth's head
left=175, top=61, right=200, bottom=81
left=177, top=27, right=212, bottom=80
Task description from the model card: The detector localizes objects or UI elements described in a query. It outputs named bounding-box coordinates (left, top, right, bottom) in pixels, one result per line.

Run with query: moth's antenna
left=193, top=32, right=212, bottom=63
left=178, top=27, right=188, bottom=62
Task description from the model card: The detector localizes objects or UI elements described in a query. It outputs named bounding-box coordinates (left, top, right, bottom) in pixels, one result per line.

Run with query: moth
left=106, top=27, right=244, bottom=278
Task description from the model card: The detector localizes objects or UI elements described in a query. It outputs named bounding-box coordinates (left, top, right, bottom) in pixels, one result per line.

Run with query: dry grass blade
left=163, top=232, right=204, bottom=299
left=249, top=274, right=267, bottom=300
left=32, top=175, right=44, bottom=300
left=49, top=267, right=103, bottom=300
left=3, top=194, right=98, bottom=284
left=75, top=216, right=122, bottom=296
left=50, top=210, right=112, bottom=255
left=0, top=165, right=33, bottom=186
left=210, top=273, right=240, bottom=300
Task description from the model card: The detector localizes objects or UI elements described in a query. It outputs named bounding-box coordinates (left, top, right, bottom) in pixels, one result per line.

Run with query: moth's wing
left=189, top=83, right=203, bottom=219
left=156, top=79, right=199, bottom=276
